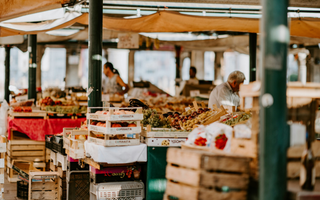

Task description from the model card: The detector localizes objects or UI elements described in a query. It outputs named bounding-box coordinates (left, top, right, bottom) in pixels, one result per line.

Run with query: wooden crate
left=28, top=171, right=60, bottom=200
left=50, top=160, right=57, bottom=172
left=8, top=130, right=45, bottom=159
left=164, top=148, right=251, bottom=200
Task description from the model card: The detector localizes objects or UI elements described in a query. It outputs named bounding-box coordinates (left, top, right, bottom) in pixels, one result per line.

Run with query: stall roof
left=0, top=0, right=68, bottom=22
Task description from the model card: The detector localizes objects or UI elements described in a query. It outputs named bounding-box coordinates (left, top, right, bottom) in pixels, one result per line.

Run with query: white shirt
left=208, top=82, right=240, bottom=109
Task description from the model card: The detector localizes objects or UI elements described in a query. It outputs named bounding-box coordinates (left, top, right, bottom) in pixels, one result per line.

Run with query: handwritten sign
left=117, top=33, right=139, bottom=49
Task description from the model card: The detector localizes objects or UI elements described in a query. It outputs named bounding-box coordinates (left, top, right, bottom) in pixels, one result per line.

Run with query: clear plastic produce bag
left=0, top=100, right=9, bottom=135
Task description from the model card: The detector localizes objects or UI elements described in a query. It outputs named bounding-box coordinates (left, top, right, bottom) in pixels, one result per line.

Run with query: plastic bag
left=206, top=122, right=233, bottom=153
left=185, top=125, right=207, bottom=146
left=185, top=123, right=233, bottom=153
left=234, top=124, right=252, bottom=139
left=0, top=100, right=9, bottom=135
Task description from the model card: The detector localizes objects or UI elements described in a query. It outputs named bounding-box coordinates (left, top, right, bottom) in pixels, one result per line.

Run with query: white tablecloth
left=84, top=141, right=147, bottom=164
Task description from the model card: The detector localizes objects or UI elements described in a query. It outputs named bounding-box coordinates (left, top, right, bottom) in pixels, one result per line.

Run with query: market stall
left=3, top=0, right=320, bottom=200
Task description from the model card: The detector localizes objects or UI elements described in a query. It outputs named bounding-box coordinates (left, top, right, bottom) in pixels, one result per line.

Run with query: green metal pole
left=4, top=45, right=11, bottom=103
left=260, top=0, right=289, bottom=199
left=249, top=33, right=257, bottom=82
left=88, top=0, right=103, bottom=107
left=28, top=35, right=37, bottom=103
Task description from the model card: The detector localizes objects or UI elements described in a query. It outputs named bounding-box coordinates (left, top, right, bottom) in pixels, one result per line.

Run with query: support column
left=128, top=51, right=135, bottom=87
left=175, top=46, right=182, bottom=80
left=214, top=52, right=224, bottom=82
left=4, top=46, right=10, bottom=103
left=249, top=33, right=257, bottom=82
left=88, top=0, right=103, bottom=107
left=260, top=0, right=289, bottom=200
left=28, top=35, right=37, bottom=102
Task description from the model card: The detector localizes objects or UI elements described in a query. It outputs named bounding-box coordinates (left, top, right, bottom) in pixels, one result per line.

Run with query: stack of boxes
left=86, top=107, right=145, bottom=200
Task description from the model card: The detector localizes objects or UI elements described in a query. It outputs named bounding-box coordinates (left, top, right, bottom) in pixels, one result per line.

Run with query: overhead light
left=124, top=9, right=141, bottom=19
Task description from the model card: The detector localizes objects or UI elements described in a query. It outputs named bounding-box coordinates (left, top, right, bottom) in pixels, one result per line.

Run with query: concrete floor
left=3, top=173, right=22, bottom=200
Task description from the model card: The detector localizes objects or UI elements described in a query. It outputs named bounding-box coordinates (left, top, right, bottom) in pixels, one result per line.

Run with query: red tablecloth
left=7, top=117, right=86, bottom=141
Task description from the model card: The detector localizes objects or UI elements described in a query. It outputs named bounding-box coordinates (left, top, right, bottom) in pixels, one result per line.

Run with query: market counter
left=7, top=117, right=86, bottom=141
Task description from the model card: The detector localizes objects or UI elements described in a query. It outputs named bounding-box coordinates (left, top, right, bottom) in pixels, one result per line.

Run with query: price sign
left=190, top=90, right=200, bottom=97
left=117, top=33, right=139, bottom=49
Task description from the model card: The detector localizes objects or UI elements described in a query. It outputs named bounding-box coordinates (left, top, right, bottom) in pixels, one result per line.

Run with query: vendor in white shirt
left=208, top=71, right=246, bottom=109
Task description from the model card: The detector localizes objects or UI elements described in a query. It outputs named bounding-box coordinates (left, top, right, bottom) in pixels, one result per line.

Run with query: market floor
left=3, top=173, right=23, bottom=200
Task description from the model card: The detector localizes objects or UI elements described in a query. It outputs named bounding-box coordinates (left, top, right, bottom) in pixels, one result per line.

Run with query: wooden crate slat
left=167, top=148, right=203, bottom=170
left=165, top=181, right=199, bottom=200
left=165, top=181, right=247, bottom=200
left=10, top=145, right=45, bottom=151
left=8, top=140, right=45, bottom=145
left=231, top=138, right=258, bottom=158
left=8, top=156, right=45, bottom=162
left=166, top=164, right=249, bottom=189
left=287, top=161, right=320, bottom=178
left=167, top=148, right=250, bottom=173
left=31, top=182, right=57, bottom=190
left=31, top=191, right=58, bottom=200
left=287, top=141, right=320, bottom=159
left=166, top=164, right=201, bottom=187
left=11, top=150, right=44, bottom=157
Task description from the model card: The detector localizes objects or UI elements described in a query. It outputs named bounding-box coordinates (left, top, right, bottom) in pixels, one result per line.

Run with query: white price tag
left=190, top=90, right=200, bottom=97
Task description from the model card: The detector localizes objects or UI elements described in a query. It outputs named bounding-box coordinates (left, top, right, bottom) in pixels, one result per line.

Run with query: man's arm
left=116, top=76, right=129, bottom=95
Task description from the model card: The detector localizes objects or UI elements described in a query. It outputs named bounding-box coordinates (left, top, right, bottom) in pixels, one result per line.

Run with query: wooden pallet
left=164, top=148, right=251, bottom=200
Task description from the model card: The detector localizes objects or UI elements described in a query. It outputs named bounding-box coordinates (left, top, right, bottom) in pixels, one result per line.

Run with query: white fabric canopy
left=3, top=8, right=66, bottom=23
left=0, top=12, right=81, bottom=32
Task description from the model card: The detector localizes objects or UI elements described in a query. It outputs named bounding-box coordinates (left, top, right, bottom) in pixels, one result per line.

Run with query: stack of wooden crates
left=6, top=130, right=46, bottom=182
left=239, top=81, right=320, bottom=180
left=164, top=148, right=251, bottom=200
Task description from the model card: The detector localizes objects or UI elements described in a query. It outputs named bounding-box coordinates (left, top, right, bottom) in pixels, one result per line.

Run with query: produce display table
left=7, top=117, right=86, bottom=141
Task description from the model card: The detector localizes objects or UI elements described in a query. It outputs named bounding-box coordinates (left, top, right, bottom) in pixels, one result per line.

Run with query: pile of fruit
left=40, top=97, right=55, bottom=106
left=168, top=108, right=218, bottom=130
left=221, top=112, right=251, bottom=126
left=90, top=121, right=137, bottom=128
left=13, top=106, right=32, bottom=112
left=142, top=109, right=171, bottom=128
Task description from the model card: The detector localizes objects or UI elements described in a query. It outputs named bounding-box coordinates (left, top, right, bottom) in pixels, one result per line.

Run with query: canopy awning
left=101, top=11, right=320, bottom=39
left=0, top=0, right=67, bottom=22
left=2, top=11, right=320, bottom=39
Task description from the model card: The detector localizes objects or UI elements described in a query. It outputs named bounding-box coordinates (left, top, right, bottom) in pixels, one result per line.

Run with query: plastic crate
left=90, top=165, right=142, bottom=184
left=17, top=181, right=28, bottom=199
left=90, top=181, right=145, bottom=200
left=52, top=135, right=66, bottom=155
left=45, top=135, right=54, bottom=151
left=67, top=170, right=90, bottom=200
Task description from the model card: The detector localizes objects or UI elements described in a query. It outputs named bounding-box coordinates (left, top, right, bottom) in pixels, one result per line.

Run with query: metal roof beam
left=102, top=0, right=320, bottom=8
